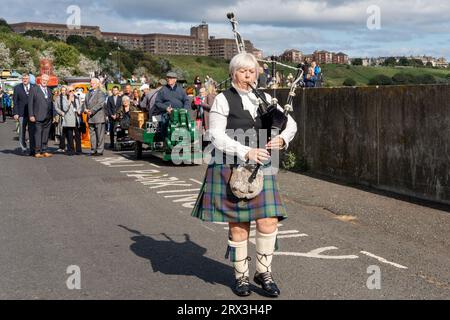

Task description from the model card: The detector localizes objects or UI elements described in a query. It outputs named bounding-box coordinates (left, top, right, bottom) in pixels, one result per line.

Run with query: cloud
left=1, top=0, right=450, bottom=58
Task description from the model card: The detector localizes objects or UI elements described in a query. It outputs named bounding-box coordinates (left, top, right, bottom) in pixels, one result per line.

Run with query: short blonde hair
left=122, top=95, right=130, bottom=104
left=229, top=52, right=259, bottom=80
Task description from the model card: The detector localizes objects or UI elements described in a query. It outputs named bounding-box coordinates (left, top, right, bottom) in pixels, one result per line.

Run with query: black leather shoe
left=233, top=276, right=251, bottom=297
left=253, top=272, right=280, bottom=297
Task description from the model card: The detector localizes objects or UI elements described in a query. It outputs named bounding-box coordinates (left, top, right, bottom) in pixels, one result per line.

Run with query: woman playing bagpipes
left=191, top=52, right=297, bottom=297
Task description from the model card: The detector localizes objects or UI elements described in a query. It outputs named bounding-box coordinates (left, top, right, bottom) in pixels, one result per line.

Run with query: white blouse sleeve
left=208, top=94, right=252, bottom=161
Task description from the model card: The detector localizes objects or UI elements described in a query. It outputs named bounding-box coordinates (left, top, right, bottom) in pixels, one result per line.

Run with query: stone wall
left=271, top=85, right=450, bottom=204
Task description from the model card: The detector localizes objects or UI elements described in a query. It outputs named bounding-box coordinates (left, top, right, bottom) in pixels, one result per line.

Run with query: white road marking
left=275, top=247, right=359, bottom=259
left=109, top=164, right=144, bottom=167
left=200, top=223, right=215, bottom=232
left=164, top=194, right=199, bottom=198
left=360, top=251, right=408, bottom=269
left=249, top=229, right=305, bottom=236
left=158, top=189, right=201, bottom=194
left=277, top=234, right=309, bottom=239
left=190, top=178, right=203, bottom=185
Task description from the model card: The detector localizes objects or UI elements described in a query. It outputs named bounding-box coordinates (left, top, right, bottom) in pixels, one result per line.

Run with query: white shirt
left=208, top=84, right=298, bottom=161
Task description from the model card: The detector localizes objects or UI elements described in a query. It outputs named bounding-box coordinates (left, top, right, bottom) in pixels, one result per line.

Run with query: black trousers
left=109, top=117, right=117, bottom=147
left=34, top=117, right=52, bottom=153
left=60, top=127, right=67, bottom=150
left=65, top=127, right=82, bottom=153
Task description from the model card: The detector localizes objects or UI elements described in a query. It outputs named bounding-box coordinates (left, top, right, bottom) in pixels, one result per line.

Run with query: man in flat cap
left=154, top=71, right=190, bottom=138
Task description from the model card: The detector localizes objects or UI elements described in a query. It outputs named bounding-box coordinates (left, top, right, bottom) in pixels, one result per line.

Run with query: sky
left=2, top=0, right=450, bottom=59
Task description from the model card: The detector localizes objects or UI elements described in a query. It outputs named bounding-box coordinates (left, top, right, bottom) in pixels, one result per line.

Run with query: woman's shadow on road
left=118, top=225, right=234, bottom=289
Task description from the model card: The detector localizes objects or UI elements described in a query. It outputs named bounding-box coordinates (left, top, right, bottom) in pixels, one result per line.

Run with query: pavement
left=0, top=119, right=449, bottom=300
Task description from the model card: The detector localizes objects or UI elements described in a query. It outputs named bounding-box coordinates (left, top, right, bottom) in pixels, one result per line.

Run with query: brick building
left=313, top=50, right=333, bottom=64
left=10, top=21, right=260, bottom=59
left=280, top=49, right=303, bottom=63
left=332, top=52, right=349, bottom=64
left=10, top=22, right=102, bottom=40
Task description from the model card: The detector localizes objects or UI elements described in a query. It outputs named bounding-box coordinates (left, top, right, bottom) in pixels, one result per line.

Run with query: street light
left=113, top=37, right=121, bottom=83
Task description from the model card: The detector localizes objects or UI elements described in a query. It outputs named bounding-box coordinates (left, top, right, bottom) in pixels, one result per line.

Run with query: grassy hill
left=155, top=55, right=230, bottom=84
left=321, top=64, right=450, bottom=87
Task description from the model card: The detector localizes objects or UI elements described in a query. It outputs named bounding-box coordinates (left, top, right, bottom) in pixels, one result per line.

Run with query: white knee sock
left=255, top=229, right=278, bottom=274
left=227, top=239, right=250, bottom=279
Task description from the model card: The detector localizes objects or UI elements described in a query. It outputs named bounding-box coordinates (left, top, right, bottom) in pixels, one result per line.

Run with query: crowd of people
left=256, top=60, right=323, bottom=89
left=3, top=71, right=219, bottom=157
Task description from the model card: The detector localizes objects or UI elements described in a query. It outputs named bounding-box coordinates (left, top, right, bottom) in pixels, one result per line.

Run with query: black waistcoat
left=212, top=87, right=265, bottom=165
left=223, top=87, right=263, bottom=133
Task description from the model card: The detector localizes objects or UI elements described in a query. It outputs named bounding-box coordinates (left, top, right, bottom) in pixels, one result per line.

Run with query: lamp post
left=113, top=37, right=121, bottom=83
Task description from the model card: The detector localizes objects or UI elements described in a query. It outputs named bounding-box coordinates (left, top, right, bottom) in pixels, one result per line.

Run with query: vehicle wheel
left=135, top=141, right=143, bottom=160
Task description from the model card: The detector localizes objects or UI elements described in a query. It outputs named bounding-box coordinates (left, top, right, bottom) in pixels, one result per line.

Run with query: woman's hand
left=266, top=136, right=285, bottom=150
left=245, top=148, right=270, bottom=165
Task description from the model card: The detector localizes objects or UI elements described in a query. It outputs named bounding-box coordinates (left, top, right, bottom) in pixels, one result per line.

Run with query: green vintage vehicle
left=129, top=108, right=203, bottom=164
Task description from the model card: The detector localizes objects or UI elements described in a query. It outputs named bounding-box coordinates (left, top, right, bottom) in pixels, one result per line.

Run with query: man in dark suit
left=28, top=74, right=54, bottom=158
left=13, top=73, right=36, bottom=155
left=106, top=85, right=122, bottom=149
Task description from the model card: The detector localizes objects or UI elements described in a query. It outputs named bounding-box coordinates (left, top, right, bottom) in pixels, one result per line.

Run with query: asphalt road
left=0, top=120, right=449, bottom=300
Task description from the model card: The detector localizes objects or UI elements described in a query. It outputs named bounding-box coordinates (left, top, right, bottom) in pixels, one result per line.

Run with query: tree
left=369, top=74, right=393, bottom=86
left=415, top=74, right=436, bottom=84
left=14, top=48, right=36, bottom=73
left=352, top=58, right=363, bottom=66
left=411, top=59, right=424, bottom=67
left=343, top=78, right=356, bottom=86
left=383, top=57, right=397, bottom=67
left=77, top=54, right=100, bottom=76
left=398, top=57, right=410, bottom=66
left=53, top=42, right=80, bottom=68
left=0, top=42, right=13, bottom=69
left=0, top=18, right=12, bottom=32
left=23, top=30, right=60, bottom=42
left=392, top=73, right=415, bottom=85
left=426, top=61, right=433, bottom=68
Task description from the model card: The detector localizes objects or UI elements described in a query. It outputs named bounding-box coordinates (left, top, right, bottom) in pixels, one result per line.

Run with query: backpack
left=2, top=94, right=11, bottom=108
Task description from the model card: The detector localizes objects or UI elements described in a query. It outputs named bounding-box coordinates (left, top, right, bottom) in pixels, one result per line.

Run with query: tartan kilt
left=191, top=164, right=287, bottom=223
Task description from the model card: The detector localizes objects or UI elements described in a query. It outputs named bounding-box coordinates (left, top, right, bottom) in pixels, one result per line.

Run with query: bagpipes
left=227, top=12, right=303, bottom=183
left=226, top=12, right=306, bottom=135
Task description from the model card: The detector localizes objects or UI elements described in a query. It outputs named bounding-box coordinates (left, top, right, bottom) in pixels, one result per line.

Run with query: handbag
left=229, top=163, right=264, bottom=200
left=78, top=112, right=87, bottom=134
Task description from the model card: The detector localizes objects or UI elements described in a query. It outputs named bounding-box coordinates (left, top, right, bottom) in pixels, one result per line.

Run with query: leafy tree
left=392, top=73, right=416, bottom=85
left=0, top=18, right=12, bottom=32
left=398, top=57, right=410, bottom=66
left=426, top=61, right=433, bottom=68
left=0, top=42, right=13, bottom=69
left=53, top=42, right=80, bottom=68
left=23, top=30, right=60, bottom=42
left=415, top=74, right=436, bottom=84
left=410, top=59, right=424, bottom=67
left=14, top=48, right=36, bottom=73
left=343, top=78, right=356, bottom=86
left=383, top=57, right=397, bottom=67
left=369, top=74, right=393, bottom=86
left=351, top=58, right=363, bottom=66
